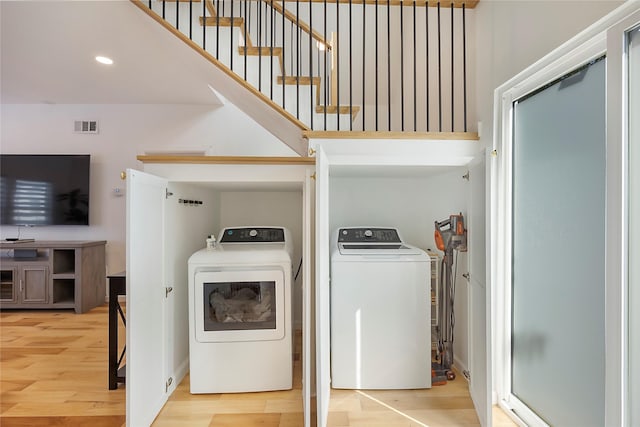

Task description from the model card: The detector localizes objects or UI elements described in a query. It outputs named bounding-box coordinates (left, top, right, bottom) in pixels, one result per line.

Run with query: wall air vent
left=74, top=120, right=99, bottom=134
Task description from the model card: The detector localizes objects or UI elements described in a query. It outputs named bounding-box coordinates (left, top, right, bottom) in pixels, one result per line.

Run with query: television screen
left=0, top=155, right=90, bottom=226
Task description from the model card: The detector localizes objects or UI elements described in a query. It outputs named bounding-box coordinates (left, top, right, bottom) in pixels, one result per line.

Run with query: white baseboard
left=169, top=358, right=189, bottom=396
left=453, top=354, right=468, bottom=380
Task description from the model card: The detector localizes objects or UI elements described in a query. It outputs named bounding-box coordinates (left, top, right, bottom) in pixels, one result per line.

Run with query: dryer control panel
left=220, top=227, right=285, bottom=243
left=338, top=228, right=402, bottom=243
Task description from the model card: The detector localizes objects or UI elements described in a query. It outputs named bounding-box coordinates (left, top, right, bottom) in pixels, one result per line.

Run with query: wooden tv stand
left=0, top=240, right=106, bottom=314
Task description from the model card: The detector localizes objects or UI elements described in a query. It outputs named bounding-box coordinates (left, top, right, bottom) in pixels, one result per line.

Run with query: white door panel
left=315, top=147, right=331, bottom=427
left=303, top=169, right=316, bottom=427
left=126, top=169, right=168, bottom=427
left=468, top=153, right=491, bottom=427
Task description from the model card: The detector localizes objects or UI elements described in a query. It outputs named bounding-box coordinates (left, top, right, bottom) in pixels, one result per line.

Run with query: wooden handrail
left=205, top=0, right=216, bottom=16
left=265, top=0, right=332, bottom=50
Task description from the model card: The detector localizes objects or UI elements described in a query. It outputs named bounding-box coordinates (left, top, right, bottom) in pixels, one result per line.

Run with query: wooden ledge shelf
left=303, top=131, right=480, bottom=140
left=137, top=155, right=316, bottom=165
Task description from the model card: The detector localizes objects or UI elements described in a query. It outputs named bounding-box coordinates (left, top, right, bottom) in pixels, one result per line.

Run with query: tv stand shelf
left=0, top=240, right=106, bottom=313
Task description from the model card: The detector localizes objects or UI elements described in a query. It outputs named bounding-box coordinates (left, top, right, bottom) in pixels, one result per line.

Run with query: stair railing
left=137, top=0, right=476, bottom=134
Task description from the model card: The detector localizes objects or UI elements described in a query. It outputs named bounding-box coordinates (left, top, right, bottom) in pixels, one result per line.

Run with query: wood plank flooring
left=0, top=306, right=126, bottom=427
left=1, top=306, right=517, bottom=427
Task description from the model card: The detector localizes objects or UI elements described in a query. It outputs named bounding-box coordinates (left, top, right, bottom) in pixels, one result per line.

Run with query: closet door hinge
left=165, top=377, right=173, bottom=392
left=165, top=286, right=173, bottom=298
left=462, top=273, right=470, bottom=281
left=166, top=188, right=174, bottom=199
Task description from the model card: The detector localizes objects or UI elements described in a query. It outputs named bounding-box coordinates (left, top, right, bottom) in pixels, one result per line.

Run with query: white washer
left=330, top=227, right=431, bottom=389
left=188, top=226, right=293, bottom=393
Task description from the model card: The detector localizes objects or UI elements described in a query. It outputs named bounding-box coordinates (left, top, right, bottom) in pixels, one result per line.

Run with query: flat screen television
left=0, top=154, right=90, bottom=226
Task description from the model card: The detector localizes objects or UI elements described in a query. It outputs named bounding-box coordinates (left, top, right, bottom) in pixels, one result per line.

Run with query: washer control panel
left=338, top=228, right=402, bottom=243
left=220, top=227, right=285, bottom=243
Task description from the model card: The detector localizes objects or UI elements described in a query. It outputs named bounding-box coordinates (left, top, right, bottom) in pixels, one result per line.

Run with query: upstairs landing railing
left=135, top=0, right=477, bottom=134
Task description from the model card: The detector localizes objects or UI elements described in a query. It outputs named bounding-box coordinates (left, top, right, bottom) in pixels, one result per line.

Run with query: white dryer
left=330, top=227, right=431, bottom=389
left=188, top=227, right=293, bottom=393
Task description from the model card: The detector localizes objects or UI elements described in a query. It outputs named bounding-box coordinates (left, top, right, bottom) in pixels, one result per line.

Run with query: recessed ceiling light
left=95, top=56, right=113, bottom=65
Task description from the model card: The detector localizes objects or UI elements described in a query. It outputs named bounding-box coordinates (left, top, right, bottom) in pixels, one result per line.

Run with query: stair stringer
left=130, top=0, right=309, bottom=157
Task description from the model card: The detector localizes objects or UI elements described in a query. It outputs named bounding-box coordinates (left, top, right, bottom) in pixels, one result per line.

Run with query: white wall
left=474, top=0, right=622, bottom=147
left=329, top=170, right=467, bottom=250
left=0, top=103, right=297, bottom=276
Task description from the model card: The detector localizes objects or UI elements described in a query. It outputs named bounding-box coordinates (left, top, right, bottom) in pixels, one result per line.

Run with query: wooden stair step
left=238, top=46, right=283, bottom=56
left=199, top=15, right=254, bottom=46
left=200, top=16, right=245, bottom=27
left=316, top=105, right=361, bottom=119
left=277, top=76, right=321, bottom=86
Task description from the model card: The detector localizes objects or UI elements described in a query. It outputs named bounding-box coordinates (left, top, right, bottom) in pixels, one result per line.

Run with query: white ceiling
left=0, top=0, right=223, bottom=105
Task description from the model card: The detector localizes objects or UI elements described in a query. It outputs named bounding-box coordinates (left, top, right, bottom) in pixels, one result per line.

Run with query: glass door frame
left=624, top=21, right=640, bottom=427
left=492, top=4, right=640, bottom=426
left=605, top=12, right=640, bottom=427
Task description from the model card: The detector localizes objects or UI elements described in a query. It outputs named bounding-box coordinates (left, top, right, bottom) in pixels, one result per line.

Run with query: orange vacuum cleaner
left=433, top=213, right=467, bottom=383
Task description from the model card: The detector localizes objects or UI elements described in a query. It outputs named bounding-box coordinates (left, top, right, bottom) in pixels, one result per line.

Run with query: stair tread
left=316, top=105, right=361, bottom=114
left=316, top=105, right=361, bottom=120
left=199, top=16, right=253, bottom=46
left=239, top=46, right=283, bottom=56
left=277, top=76, right=321, bottom=85
left=199, top=16, right=244, bottom=27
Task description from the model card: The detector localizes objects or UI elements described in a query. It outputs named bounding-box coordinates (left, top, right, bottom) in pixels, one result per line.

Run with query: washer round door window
left=195, top=269, right=285, bottom=343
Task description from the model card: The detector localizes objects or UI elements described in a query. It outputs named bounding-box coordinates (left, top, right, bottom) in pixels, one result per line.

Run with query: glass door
left=510, top=57, right=606, bottom=426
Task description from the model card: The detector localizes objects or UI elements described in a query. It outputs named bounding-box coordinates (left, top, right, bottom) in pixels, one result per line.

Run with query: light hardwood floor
left=1, top=305, right=516, bottom=427
left=0, top=305, right=126, bottom=426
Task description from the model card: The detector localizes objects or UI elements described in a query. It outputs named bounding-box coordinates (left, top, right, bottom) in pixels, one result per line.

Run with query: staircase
left=131, top=0, right=477, bottom=156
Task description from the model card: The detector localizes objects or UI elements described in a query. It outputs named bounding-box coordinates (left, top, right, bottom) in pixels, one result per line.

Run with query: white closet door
left=303, top=168, right=316, bottom=427
left=126, top=169, right=168, bottom=427
left=315, top=147, right=331, bottom=427
left=468, top=152, right=491, bottom=427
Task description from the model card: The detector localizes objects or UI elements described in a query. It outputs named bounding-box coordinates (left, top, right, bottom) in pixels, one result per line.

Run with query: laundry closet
left=310, top=137, right=488, bottom=427
left=125, top=139, right=489, bottom=427
left=125, top=159, right=315, bottom=426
